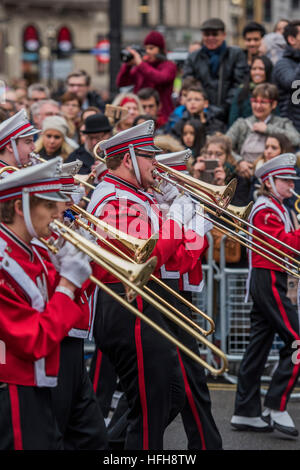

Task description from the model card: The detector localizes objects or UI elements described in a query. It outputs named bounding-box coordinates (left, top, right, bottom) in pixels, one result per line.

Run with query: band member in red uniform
left=231, top=153, right=300, bottom=437
left=155, top=150, right=222, bottom=450
left=0, top=158, right=92, bottom=450
left=87, top=120, right=201, bottom=450
left=0, top=109, right=39, bottom=169
left=31, top=161, right=108, bottom=450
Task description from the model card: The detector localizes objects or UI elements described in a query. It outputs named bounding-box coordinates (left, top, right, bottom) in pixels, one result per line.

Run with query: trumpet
left=71, top=203, right=215, bottom=337
left=45, top=219, right=228, bottom=375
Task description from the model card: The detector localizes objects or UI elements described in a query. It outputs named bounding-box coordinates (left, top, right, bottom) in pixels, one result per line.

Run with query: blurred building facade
left=0, top=0, right=297, bottom=92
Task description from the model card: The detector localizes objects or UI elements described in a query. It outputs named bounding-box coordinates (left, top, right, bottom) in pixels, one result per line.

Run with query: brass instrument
left=45, top=220, right=228, bottom=375
left=153, top=160, right=237, bottom=211
left=0, top=166, right=18, bottom=176
left=71, top=204, right=157, bottom=264
left=71, top=203, right=215, bottom=337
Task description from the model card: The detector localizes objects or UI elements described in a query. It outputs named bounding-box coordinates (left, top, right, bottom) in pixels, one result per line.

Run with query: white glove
left=166, top=194, right=194, bottom=227
left=50, top=241, right=92, bottom=288
left=154, top=180, right=179, bottom=206
left=185, top=205, right=213, bottom=236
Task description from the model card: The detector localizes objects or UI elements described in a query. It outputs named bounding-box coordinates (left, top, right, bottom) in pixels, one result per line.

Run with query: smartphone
left=204, top=160, right=219, bottom=171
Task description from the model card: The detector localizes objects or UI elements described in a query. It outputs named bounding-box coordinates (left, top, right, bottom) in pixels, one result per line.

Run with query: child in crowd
left=171, top=85, right=226, bottom=143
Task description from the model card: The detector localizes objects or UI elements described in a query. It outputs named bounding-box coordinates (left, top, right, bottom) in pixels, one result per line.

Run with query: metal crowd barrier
left=216, top=234, right=300, bottom=398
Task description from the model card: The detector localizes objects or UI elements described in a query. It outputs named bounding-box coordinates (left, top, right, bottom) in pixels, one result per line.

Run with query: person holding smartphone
left=192, top=134, right=251, bottom=206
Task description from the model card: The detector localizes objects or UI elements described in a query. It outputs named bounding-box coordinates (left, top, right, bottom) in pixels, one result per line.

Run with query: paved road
left=163, top=379, right=300, bottom=451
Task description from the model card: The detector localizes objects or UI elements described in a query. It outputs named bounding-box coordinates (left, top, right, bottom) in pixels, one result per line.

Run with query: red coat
left=0, top=224, right=86, bottom=387
left=250, top=196, right=300, bottom=271
left=116, top=59, right=177, bottom=124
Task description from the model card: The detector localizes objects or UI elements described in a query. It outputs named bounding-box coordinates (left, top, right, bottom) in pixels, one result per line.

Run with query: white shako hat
left=255, top=153, right=300, bottom=182
left=99, top=120, right=162, bottom=185
left=0, top=157, right=68, bottom=238
left=0, top=109, right=40, bottom=166
left=155, top=149, right=192, bottom=173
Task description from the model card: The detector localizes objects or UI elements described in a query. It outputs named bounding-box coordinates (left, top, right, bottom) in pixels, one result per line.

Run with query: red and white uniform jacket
left=87, top=173, right=204, bottom=283
left=0, top=223, right=86, bottom=387
left=31, top=238, right=92, bottom=339
left=245, top=195, right=300, bottom=300
left=249, top=195, right=300, bottom=271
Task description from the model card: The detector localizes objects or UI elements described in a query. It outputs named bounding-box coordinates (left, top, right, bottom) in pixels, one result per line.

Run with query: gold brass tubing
left=197, top=209, right=300, bottom=279
left=45, top=221, right=228, bottom=375
left=74, top=216, right=214, bottom=337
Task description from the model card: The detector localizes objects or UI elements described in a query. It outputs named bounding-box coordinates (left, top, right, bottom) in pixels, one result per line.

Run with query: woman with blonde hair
left=35, top=115, right=74, bottom=161
left=111, top=92, right=144, bottom=133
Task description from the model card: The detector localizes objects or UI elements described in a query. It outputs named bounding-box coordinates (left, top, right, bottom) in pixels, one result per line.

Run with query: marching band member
left=0, top=158, right=92, bottom=450
left=231, top=153, right=300, bottom=437
left=155, top=150, right=222, bottom=450
left=0, top=109, right=40, bottom=170
left=87, top=120, right=196, bottom=450
left=31, top=161, right=108, bottom=450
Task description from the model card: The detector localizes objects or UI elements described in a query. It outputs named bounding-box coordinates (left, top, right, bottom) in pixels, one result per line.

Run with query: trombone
left=153, top=164, right=300, bottom=275
left=71, top=203, right=215, bottom=337
left=26, top=155, right=215, bottom=334
left=45, top=219, right=228, bottom=375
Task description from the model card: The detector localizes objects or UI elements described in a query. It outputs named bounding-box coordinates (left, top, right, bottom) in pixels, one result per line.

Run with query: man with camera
left=116, top=30, right=177, bottom=126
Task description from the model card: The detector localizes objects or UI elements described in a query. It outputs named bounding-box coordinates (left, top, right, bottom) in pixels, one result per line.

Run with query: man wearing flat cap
left=65, top=113, right=112, bottom=174
left=183, top=17, right=248, bottom=123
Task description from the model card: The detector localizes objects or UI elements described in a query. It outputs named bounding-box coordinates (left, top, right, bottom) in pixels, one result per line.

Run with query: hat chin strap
left=22, top=189, right=38, bottom=239
left=11, top=138, right=22, bottom=168
left=129, top=144, right=142, bottom=186
left=269, top=175, right=280, bottom=199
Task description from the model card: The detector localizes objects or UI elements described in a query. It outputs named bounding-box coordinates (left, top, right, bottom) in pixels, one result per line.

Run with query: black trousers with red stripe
left=89, top=346, right=118, bottom=418
left=51, top=337, right=108, bottom=450
left=234, top=268, right=300, bottom=416
left=0, top=383, right=62, bottom=450
left=166, top=288, right=222, bottom=450
left=92, top=280, right=186, bottom=450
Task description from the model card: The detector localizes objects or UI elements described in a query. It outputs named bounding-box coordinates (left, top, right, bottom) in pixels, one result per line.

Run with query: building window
left=292, top=0, right=300, bottom=9
left=264, top=0, right=272, bottom=22
left=140, top=0, right=149, bottom=27
left=245, top=0, right=254, bottom=19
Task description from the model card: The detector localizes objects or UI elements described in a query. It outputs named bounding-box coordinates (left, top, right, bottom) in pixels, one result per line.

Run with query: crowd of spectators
left=2, top=16, right=300, bottom=261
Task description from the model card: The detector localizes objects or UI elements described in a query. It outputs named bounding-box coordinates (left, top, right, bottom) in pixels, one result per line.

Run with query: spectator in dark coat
left=273, top=20, right=300, bottom=132
left=116, top=30, right=177, bottom=125
left=182, top=18, right=248, bottom=123
left=65, top=113, right=112, bottom=174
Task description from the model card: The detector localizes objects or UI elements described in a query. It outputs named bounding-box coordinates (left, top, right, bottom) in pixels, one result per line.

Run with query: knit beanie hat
left=143, top=31, right=166, bottom=52
left=42, top=116, right=69, bottom=137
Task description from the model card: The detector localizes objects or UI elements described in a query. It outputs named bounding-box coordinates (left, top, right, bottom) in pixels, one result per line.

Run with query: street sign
left=92, top=39, right=110, bottom=64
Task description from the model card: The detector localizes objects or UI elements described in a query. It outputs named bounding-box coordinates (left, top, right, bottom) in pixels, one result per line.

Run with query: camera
left=120, top=45, right=145, bottom=63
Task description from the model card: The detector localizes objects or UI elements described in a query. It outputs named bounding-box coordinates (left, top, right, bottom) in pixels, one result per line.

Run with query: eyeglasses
left=202, top=30, right=221, bottom=37
left=250, top=98, right=273, bottom=104
left=135, top=152, right=155, bottom=159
